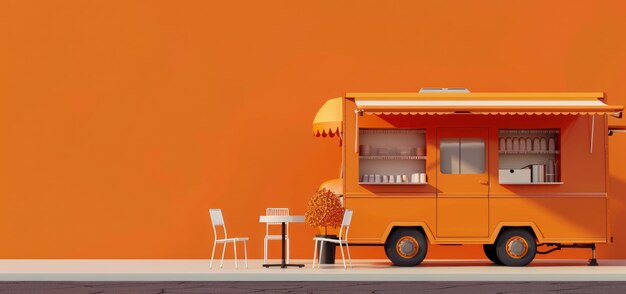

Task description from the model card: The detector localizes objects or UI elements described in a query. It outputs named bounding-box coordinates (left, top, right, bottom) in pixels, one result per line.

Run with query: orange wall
left=1, top=0, right=626, bottom=259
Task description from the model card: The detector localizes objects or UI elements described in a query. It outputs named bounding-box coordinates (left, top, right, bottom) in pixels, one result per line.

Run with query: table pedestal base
left=262, top=263, right=305, bottom=268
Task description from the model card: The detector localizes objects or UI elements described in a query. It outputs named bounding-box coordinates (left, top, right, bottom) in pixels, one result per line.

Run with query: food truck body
left=312, top=90, right=624, bottom=266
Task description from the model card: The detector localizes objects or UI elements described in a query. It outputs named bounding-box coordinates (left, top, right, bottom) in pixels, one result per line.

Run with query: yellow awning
left=319, top=178, right=343, bottom=195
left=313, top=97, right=343, bottom=137
left=348, top=92, right=623, bottom=116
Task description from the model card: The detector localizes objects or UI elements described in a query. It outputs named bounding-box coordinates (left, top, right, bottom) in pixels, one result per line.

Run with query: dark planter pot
left=315, top=234, right=338, bottom=264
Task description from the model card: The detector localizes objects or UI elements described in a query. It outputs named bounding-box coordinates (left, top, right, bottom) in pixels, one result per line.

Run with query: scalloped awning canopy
left=313, top=97, right=342, bottom=137
left=348, top=92, right=623, bottom=116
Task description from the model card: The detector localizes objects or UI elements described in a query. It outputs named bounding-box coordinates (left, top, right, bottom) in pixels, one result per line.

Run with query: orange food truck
left=312, top=88, right=624, bottom=266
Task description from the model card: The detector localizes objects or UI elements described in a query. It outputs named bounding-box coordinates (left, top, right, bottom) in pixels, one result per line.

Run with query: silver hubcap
left=399, top=240, right=416, bottom=255
left=508, top=240, right=526, bottom=256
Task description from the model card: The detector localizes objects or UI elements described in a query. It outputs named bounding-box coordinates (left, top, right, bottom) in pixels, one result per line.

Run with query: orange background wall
left=1, top=0, right=626, bottom=259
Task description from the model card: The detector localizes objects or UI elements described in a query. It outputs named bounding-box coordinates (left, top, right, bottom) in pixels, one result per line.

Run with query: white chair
left=264, top=208, right=290, bottom=264
left=312, top=209, right=353, bottom=269
left=209, top=208, right=249, bottom=269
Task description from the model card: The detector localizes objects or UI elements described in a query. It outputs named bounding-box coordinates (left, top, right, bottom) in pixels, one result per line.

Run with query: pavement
left=1, top=259, right=625, bottom=281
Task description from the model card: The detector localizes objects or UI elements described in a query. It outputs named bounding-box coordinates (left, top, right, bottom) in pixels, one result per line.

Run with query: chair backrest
left=339, top=209, right=353, bottom=241
left=266, top=208, right=289, bottom=235
left=209, top=208, right=224, bottom=225
left=266, top=208, right=289, bottom=218
left=342, top=209, right=353, bottom=227
left=209, top=208, right=227, bottom=240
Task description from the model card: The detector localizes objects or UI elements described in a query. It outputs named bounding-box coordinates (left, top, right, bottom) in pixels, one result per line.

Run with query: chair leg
left=339, top=242, right=346, bottom=269
left=346, top=242, right=352, bottom=269
left=263, top=238, right=266, bottom=264
left=312, top=239, right=318, bottom=269
left=286, top=237, right=290, bottom=264
left=318, top=241, right=324, bottom=269
left=244, top=240, right=248, bottom=269
left=220, top=242, right=226, bottom=268
left=233, top=240, right=238, bottom=269
left=210, top=240, right=217, bottom=269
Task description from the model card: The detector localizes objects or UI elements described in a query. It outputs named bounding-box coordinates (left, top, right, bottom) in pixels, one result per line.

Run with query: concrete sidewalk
left=1, top=259, right=625, bottom=281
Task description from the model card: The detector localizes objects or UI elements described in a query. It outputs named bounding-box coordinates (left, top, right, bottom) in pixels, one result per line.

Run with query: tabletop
left=259, top=215, right=305, bottom=223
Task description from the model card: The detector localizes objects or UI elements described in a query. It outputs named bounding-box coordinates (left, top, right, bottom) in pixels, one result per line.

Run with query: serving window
left=358, top=129, right=427, bottom=185
left=440, top=138, right=486, bottom=174
left=498, top=129, right=562, bottom=185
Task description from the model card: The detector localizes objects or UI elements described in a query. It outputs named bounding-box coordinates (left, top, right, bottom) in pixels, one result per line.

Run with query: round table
left=259, top=215, right=305, bottom=268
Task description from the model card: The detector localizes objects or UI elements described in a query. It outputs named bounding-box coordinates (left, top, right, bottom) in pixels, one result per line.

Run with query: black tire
left=495, top=228, right=537, bottom=266
left=385, top=228, right=428, bottom=266
left=483, top=244, right=502, bottom=265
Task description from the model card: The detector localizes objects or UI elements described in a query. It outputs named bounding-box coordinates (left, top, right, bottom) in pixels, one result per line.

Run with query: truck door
left=436, top=127, right=489, bottom=237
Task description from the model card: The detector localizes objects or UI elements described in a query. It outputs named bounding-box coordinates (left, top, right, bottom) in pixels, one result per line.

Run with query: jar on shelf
left=540, top=138, right=547, bottom=151
left=519, top=138, right=527, bottom=151
left=533, top=137, right=541, bottom=151
left=548, top=138, right=556, bottom=152
left=506, top=137, right=513, bottom=151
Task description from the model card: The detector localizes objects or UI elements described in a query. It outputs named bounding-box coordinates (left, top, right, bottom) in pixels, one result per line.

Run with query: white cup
left=411, top=173, right=420, bottom=183
left=419, top=173, right=427, bottom=183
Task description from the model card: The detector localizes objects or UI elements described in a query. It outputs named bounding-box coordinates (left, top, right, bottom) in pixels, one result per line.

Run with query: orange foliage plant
left=305, top=188, right=345, bottom=235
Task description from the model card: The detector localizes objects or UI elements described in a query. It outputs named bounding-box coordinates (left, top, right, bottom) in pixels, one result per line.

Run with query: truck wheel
left=495, top=228, right=536, bottom=266
left=385, top=228, right=428, bottom=266
left=483, top=244, right=502, bottom=265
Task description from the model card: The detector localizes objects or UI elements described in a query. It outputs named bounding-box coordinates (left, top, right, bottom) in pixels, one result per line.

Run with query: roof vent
left=419, top=87, right=471, bottom=93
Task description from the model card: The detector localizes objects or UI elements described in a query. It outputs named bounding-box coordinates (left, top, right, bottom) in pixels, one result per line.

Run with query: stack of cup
left=410, top=173, right=428, bottom=183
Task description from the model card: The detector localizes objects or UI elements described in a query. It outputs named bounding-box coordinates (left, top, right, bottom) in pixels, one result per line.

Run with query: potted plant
left=305, top=188, right=345, bottom=264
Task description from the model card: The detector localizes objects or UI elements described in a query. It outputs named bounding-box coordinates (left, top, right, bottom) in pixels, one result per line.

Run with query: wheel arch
left=489, top=222, right=545, bottom=244
left=382, top=222, right=435, bottom=245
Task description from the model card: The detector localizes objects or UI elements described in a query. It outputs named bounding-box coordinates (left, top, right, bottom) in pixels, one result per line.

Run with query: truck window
left=440, top=138, right=485, bottom=174
left=498, top=129, right=560, bottom=184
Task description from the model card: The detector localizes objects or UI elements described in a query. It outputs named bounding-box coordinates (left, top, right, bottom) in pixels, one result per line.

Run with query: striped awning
left=349, top=92, right=623, bottom=116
